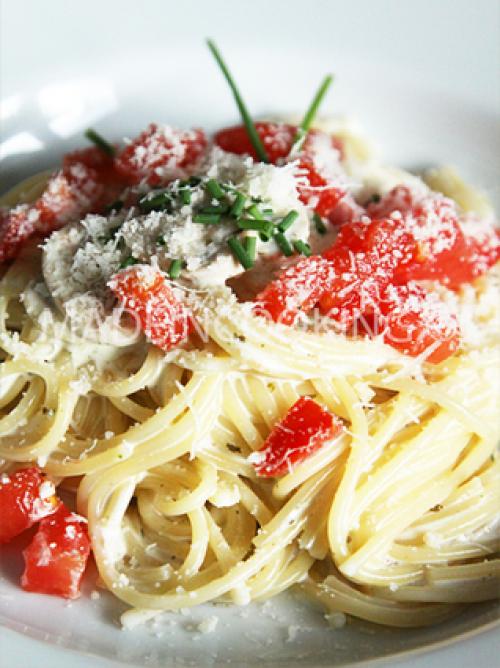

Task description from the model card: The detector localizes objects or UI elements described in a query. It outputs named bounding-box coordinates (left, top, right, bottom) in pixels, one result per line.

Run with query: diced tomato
left=114, top=123, right=207, bottom=186
left=250, top=396, right=343, bottom=477
left=0, top=467, right=59, bottom=544
left=254, top=256, right=335, bottom=325
left=379, top=283, right=460, bottom=363
left=295, top=156, right=345, bottom=217
left=214, top=122, right=297, bottom=163
left=21, top=505, right=91, bottom=599
left=365, top=185, right=473, bottom=287
left=214, top=122, right=343, bottom=163
left=215, top=122, right=344, bottom=216
left=444, top=222, right=500, bottom=288
left=108, top=264, right=194, bottom=351
left=0, top=148, right=126, bottom=263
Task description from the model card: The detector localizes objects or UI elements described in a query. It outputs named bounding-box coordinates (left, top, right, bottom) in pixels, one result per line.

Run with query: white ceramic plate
left=1, top=0, right=499, bottom=666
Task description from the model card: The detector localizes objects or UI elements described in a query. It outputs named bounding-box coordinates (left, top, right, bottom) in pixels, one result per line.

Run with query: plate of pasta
left=1, top=13, right=499, bottom=668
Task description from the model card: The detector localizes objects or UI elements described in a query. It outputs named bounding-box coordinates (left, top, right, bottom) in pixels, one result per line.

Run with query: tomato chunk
left=115, top=123, right=207, bottom=186
left=215, top=122, right=345, bottom=217
left=254, top=256, right=335, bottom=325
left=0, top=467, right=59, bottom=544
left=250, top=396, right=343, bottom=477
left=21, top=505, right=91, bottom=599
left=380, top=283, right=460, bottom=363
left=108, top=264, right=194, bottom=351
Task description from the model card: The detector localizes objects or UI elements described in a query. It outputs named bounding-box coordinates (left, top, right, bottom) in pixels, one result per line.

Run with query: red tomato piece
left=114, top=123, right=207, bottom=186
left=108, top=264, right=194, bottom=351
left=366, top=185, right=471, bottom=286
left=215, top=122, right=345, bottom=216
left=445, top=220, right=500, bottom=288
left=21, top=505, right=91, bottom=599
left=253, top=256, right=336, bottom=325
left=250, top=396, right=343, bottom=477
left=214, top=121, right=297, bottom=163
left=379, top=283, right=460, bottom=363
left=295, top=156, right=345, bottom=217
left=0, top=467, right=59, bottom=544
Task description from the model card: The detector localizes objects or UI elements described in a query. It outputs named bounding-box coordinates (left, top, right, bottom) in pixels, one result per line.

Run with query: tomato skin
left=379, top=283, right=460, bottom=363
left=0, top=467, right=59, bottom=544
left=114, top=123, right=207, bottom=186
left=254, top=256, right=335, bottom=325
left=108, top=264, right=194, bottom=351
left=251, top=396, right=343, bottom=477
left=295, top=156, right=345, bottom=217
left=21, top=505, right=91, bottom=599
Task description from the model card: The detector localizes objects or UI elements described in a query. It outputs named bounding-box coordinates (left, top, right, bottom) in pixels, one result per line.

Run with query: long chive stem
left=84, top=128, right=115, bottom=157
left=290, top=74, right=333, bottom=155
left=207, top=39, right=269, bottom=163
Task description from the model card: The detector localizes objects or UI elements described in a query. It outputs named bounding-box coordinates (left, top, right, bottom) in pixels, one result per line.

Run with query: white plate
left=1, top=1, right=499, bottom=666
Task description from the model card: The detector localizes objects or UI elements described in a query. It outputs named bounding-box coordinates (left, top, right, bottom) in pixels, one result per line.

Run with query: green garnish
left=247, top=203, right=266, bottom=220
left=277, top=210, right=299, bottom=232
left=193, top=213, right=221, bottom=224
left=313, top=212, right=327, bottom=235
left=120, top=256, right=139, bottom=268
left=139, top=191, right=172, bottom=213
left=228, top=237, right=253, bottom=269
left=205, top=178, right=225, bottom=200
left=244, top=235, right=257, bottom=262
left=200, top=205, right=229, bottom=214
left=180, top=188, right=192, bottom=205
left=237, top=218, right=274, bottom=236
left=290, top=74, right=333, bottom=155
left=168, top=259, right=183, bottom=279
left=274, top=231, right=293, bottom=257
left=84, top=128, right=115, bottom=157
left=230, top=192, right=247, bottom=218
left=207, top=39, right=269, bottom=163
left=157, top=235, right=167, bottom=246
left=293, top=239, right=312, bottom=256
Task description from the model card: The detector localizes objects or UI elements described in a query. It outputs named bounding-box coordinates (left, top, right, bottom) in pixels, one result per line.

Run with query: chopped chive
left=247, top=203, right=265, bottom=220
left=193, top=213, right=221, bottom=224
left=230, top=192, right=246, bottom=218
left=205, top=178, right=225, bottom=200
left=120, top=256, right=139, bottom=268
left=157, top=235, right=166, bottom=246
left=168, top=259, right=183, bottom=279
left=277, top=210, right=299, bottom=232
left=84, top=128, right=115, bottom=157
left=228, top=236, right=253, bottom=269
left=293, top=239, right=312, bottom=256
left=180, top=188, right=192, bottom=205
left=207, top=39, right=269, bottom=163
left=244, top=235, right=257, bottom=262
left=313, top=212, right=327, bottom=235
left=237, top=218, right=274, bottom=236
left=200, top=204, right=229, bottom=214
left=188, top=176, right=202, bottom=186
left=139, top=191, right=172, bottom=213
left=289, top=74, right=334, bottom=155
left=274, top=231, right=293, bottom=257
left=104, top=199, right=124, bottom=214
left=262, top=208, right=274, bottom=216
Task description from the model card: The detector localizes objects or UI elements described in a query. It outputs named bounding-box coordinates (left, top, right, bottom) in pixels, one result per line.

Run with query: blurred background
left=1, top=0, right=499, bottom=202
